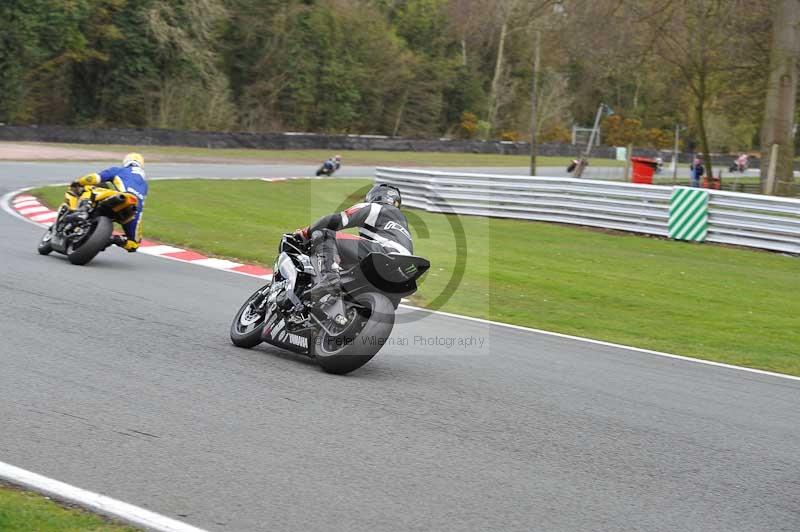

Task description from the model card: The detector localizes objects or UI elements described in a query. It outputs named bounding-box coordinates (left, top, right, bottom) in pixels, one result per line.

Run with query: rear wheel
left=230, top=285, right=270, bottom=348
left=37, top=226, right=54, bottom=255
left=312, top=292, right=395, bottom=375
left=66, top=216, right=113, bottom=265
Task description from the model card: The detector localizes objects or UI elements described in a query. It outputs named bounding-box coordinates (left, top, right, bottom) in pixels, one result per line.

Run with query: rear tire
left=66, top=216, right=113, bottom=265
left=230, top=285, right=270, bottom=348
left=37, top=226, right=54, bottom=255
left=312, top=292, right=395, bottom=375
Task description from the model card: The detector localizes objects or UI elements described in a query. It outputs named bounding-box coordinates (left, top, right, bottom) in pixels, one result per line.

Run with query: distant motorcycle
left=316, top=156, right=341, bottom=177
left=37, top=184, right=139, bottom=265
left=566, top=157, right=588, bottom=176
left=230, top=233, right=430, bottom=374
left=729, top=155, right=749, bottom=173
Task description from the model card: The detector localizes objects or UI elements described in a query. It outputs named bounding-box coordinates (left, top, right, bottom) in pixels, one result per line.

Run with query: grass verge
left=34, top=179, right=800, bottom=376
left=12, top=141, right=624, bottom=167
left=0, top=483, right=138, bottom=531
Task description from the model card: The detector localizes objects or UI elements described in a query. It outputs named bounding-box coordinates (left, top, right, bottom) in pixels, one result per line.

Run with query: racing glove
left=293, top=227, right=310, bottom=241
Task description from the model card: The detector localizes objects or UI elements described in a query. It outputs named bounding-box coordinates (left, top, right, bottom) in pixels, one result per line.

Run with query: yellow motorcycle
left=37, top=184, right=139, bottom=265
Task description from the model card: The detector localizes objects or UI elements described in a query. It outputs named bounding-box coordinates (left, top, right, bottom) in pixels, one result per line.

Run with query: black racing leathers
left=308, top=202, right=413, bottom=257
left=304, top=202, right=412, bottom=295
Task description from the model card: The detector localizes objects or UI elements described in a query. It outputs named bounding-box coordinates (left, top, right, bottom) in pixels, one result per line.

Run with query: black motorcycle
left=315, top=160, right=339, bottom=177
left=230, top=234, right=430, bottom=374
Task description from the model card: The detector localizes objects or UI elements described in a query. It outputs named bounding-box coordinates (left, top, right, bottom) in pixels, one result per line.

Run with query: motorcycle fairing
left=344, top=252, right=431, bottom=298
left=261, top=306, right=314, bottom=354
left=61, top=185, right=139, bottom=221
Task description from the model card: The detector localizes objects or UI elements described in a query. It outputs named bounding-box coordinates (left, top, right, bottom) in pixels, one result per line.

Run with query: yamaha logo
left=287, top=333, right=308, bottom=349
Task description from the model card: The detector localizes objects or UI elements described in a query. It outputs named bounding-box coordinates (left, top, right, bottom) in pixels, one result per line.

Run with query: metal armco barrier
left=375, top=168, right=800, bottom=255
left=706, top=189, right=800, bottom=253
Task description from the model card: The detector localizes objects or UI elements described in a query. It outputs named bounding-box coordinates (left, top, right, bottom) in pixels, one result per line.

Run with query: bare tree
left=533, top=72, right=572, bottom=135
left=486, top=0, right=557, bottom=133
left=487, top=1, right=514, bottom=130
left=760, top=0, right=800, bottom=196
left=445, top=0, right=492, bottom=67
left=640, top=0, right=727, bottom=178
left=639, top=0, right=771, bottom=179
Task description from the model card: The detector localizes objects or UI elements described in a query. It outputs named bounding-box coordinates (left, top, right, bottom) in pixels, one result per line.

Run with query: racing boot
left=110, top=234, right=127, bottom=248
left=307, top=231, right=341, bottom=300
left=109, top=235, right=139, bottom=252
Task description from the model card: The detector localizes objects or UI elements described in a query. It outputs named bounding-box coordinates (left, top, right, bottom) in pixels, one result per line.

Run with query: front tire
left=230, top=285, right=270, bottom=348
left=312, top=292, right=395, bottom=375
left=66, top=216, right=113, bottom=265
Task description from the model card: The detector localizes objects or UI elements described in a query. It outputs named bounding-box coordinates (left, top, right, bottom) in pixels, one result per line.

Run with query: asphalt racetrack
left=1, top=163, right=799, bottom=531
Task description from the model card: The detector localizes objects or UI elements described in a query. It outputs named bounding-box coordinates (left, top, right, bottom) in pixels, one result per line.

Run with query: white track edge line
left=0, top=461, right=207, bottom=532
left=398, top=304, right=800, bottom=382
left=4, top=185, right=797, bottom=382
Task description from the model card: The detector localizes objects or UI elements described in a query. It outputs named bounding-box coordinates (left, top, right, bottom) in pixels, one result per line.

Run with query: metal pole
left=672, top=125, right=680, bottom=184
left=574, top=103, right=604, bottom=178
left=624, top=144, right=633, bottom=182
left=584, top=103, right=604, bottom=157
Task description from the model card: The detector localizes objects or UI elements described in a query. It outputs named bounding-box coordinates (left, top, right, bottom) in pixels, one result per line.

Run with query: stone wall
left=0, top=124, right=752, bottom=167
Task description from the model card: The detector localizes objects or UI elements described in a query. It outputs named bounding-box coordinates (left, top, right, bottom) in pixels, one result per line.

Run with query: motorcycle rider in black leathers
left=295, top=184, right=411, bottom=297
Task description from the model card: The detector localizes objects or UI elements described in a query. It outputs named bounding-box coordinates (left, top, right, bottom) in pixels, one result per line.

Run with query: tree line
left=0, top=0, right=789, bottom=156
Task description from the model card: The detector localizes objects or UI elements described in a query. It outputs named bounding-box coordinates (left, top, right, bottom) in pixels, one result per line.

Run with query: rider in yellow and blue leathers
left=73, top=153, right=148, bottom=252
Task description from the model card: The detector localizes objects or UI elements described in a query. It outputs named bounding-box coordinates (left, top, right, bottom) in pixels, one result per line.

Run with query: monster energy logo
left=402, top=264, right=417, bottom=275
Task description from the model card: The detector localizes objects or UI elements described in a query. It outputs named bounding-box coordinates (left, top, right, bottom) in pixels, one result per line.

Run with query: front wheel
left=230, top=285, right=270, bottom=348
left=66, top=216, right=113, bottom=265
left=312, top=292, right=395, bottom=375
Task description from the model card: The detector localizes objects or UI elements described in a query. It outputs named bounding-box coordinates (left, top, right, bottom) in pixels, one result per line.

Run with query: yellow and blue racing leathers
left=76, top=165, right=148, bottom=248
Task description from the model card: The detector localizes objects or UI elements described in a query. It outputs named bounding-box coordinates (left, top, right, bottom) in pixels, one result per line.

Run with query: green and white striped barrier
left=669, top=187, right=709, bottom=242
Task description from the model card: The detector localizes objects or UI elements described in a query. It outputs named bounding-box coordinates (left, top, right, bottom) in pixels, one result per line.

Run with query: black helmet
left=365, top=184, right=401, bottom=208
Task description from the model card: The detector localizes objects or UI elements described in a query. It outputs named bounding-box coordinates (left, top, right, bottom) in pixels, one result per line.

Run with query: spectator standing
left=690, top=157, right=704, bottom=187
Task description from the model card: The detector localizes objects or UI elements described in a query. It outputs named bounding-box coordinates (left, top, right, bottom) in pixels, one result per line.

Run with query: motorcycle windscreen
left=277, top=252, right=299, bottom=292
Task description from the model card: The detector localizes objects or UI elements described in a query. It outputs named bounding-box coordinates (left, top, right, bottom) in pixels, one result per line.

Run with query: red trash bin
left=630, top=157, right=658, bottom=184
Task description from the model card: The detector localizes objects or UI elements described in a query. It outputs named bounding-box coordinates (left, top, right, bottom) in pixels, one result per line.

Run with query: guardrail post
left=624, top=144, right=632, bottom=182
